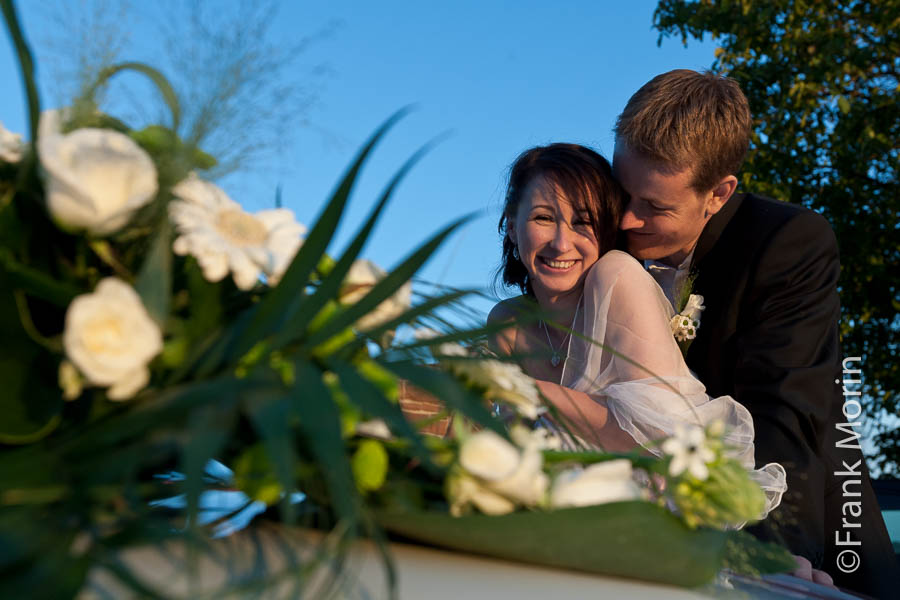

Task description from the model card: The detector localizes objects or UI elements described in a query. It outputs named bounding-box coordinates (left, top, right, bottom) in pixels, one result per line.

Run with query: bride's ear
left=506, top=220, right=517, bottom=246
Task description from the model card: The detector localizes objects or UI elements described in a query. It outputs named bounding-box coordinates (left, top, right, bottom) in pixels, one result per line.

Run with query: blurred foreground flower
left=448, top=429, right=548, bottom=516
left=434, top=341, right=544, bottom=420
left=37, top=110, right=158, bottom=235
left=169, top=174, right=306, bottom=290
left=338, top=259, right=412, bottom=331
left=0, top=121, right=25, bottom=163
left=550, top=459, right=642, bottom=508
left=63, top=278, right=163, bottom=400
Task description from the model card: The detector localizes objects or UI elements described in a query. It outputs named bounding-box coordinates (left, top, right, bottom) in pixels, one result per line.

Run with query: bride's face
left=508, top=175, right=600, bottom=302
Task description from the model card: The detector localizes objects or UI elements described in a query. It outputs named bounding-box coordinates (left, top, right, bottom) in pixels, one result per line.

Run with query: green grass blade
left=304, top=213, right=475, bottom=349
left=181, top=400, right=237, bottom=528
left=293, top=360, right=359, bottom=522
left=244, top=390, right=299, bottom=524
left=90, top=62, right=181, bottom=130
left=272, top=136, right=440, bottom=350
left=358, top=288, right=474, bottom=341
left=328, top=359, right=434, bottom=470
left=225, top=108, right=412, bottom=363
left=134, top=221, right=172, bottom=327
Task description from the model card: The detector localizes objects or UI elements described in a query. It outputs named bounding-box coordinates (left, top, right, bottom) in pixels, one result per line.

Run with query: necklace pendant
left=551, top=352, right=560, bottom=367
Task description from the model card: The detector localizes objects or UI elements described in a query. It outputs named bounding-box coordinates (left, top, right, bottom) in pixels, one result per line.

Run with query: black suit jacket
left=686, top=192, right=898, bottom=597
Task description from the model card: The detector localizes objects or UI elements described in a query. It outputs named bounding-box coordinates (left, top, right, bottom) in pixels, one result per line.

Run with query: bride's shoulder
left=587, top=249, right=648, bottom=281
left=487, top=295, right=532, bottom=356
left=487, top=294, right=533, bottom=324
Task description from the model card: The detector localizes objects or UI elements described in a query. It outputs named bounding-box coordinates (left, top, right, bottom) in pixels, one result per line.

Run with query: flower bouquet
left=0, top=2, right=795, bottom=597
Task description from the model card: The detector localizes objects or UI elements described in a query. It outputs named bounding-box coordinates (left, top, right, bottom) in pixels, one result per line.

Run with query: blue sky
left=1, top=0, right=717, bottom=315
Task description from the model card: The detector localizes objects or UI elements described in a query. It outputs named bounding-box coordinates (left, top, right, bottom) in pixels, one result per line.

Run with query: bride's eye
left=533, top=214, right=553, bottom=223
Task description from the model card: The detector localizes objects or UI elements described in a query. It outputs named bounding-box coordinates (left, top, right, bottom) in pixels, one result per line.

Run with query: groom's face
left=613, top=145, right=714, bottom=266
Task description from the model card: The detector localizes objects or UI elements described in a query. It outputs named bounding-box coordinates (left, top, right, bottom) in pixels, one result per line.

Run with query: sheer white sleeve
left=560, top=250, right=786, bottom=518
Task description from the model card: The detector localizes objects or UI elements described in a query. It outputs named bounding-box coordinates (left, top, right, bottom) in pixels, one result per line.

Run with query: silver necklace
left=540, top=295, right=581, bottom=367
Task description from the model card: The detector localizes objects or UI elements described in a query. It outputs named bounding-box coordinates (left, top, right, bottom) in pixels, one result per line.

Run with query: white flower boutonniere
left=669, top=293, right=705, bottom=343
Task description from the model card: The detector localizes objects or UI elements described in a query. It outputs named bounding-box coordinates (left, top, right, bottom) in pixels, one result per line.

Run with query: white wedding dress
left=558, top=250, right=787, bottom=518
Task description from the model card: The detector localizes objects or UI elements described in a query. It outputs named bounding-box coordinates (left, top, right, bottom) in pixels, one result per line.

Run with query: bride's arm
left=533, top=380, right=640, bottom=452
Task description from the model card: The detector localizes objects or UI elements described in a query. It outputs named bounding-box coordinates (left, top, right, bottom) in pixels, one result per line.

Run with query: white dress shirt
left=643, top=250, right=694, bottom=310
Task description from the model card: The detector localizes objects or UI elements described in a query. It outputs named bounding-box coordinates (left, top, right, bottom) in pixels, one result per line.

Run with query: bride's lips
left=537, top=256, right=578, bottom=272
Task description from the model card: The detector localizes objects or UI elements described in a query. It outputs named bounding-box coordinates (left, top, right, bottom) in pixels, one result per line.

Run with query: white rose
left=457, top=430, right=548, bottom=508
left=338, top=259, right=412, bottom=331
left=37, top=110, right=158, bottom=236
left=448, top=471, right=516, bottom=516
left=459, top=429, right=521, bottom=481
left=63, top=278, right=163, bottom=400
left=0, top=121, right=25, bottom=163
left=550, top=459, right=642, bottom=509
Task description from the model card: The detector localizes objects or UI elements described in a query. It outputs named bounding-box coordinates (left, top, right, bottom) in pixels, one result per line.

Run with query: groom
left=611, top=69, right=897, bottom=597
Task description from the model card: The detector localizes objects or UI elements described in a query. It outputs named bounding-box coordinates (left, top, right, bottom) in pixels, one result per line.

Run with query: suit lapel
left=691, top=192, right=745, bottom=270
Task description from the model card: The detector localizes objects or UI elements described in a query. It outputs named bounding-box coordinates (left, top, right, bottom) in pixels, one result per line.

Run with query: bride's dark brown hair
left=496, top=143, right=625, bottom=296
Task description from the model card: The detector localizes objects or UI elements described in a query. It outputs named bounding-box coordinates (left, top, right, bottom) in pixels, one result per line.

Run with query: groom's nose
left=620, top=202, right=644, bottom=230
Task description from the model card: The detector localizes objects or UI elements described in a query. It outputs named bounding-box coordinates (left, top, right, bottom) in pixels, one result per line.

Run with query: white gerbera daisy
left=169, top=175, right=306, bottom=290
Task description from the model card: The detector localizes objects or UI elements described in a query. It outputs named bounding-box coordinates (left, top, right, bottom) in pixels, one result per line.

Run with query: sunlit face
left=507, top=176, right=600, bottom=303
left=613, top=144, right=722, bottom=266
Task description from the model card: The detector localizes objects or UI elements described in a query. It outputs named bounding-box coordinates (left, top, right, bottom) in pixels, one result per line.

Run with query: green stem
left=1, top=0, right=41, bottom=143
left=13, top=290, right=63, bottom=352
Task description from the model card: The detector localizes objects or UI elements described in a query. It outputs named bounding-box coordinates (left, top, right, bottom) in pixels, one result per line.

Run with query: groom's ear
left=704, top=175, right=738, bottom=218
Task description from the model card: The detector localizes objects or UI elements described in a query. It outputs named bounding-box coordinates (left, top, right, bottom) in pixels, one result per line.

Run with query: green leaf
left=244, top=390, right=299, bottom=521
left=377, top=503, right=735, bottom=588
left=272, top=135, right=441, bottom=350
left=233, top=443, right=284, bottom=506
left=293, top=360, right=359, bottom=522
left=134, top=221, right=172, bottom=326
left=225, top=108, right=411, bottom=364
left=0, top=290, right=62, bottom=444
left=359, top=288, right=475, bottom=342
left=182, top=400, right=237, bottom=526
left=352, top=439, right=388, bottom=492
left=0, top=248, right=80, bottom=307
left=305, top=212, right=475, bottom=350
left=329, top=359, right=433, bottom=469
left=837, top=96, right=850, bottom=114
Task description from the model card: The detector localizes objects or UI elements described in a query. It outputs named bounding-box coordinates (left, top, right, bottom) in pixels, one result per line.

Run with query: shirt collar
left=644, top=250, right=694, bottom=274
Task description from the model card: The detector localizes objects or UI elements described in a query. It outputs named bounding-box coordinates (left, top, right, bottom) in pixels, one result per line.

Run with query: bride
left=487, top=143, right=786, bottom=515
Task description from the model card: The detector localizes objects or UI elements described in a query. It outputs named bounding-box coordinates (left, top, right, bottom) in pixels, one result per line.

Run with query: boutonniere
left=670, top=273, right=704, bottom=356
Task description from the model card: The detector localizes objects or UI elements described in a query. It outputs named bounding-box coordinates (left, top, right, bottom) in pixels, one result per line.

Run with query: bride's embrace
left=487, top=143, right=786, bottom=517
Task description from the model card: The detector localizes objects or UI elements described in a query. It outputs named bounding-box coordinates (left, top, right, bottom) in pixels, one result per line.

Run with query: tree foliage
left=653, top=0, right=900, bottom=475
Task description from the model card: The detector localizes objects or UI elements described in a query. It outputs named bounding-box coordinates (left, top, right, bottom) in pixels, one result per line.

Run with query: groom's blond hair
left=614, top=69, right=752, bottom=193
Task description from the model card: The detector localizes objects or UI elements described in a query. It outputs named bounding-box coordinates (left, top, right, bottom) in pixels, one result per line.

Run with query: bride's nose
left=549, top=224, right=574, bottom=252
